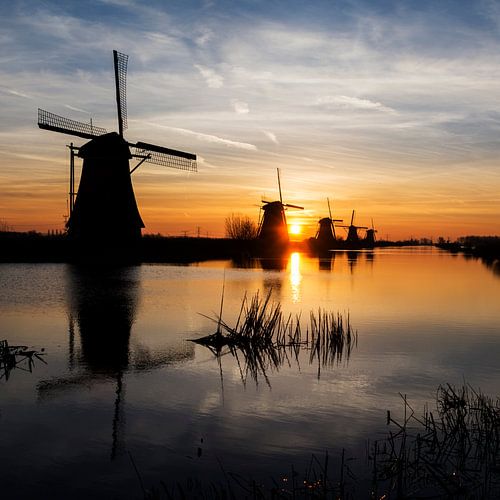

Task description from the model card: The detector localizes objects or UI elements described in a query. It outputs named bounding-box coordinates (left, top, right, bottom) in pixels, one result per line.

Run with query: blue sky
left=1, top=0, right=500, bottom=237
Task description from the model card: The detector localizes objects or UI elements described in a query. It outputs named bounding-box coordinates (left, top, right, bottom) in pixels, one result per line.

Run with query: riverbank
left=0, top=231, right=434, bottom=264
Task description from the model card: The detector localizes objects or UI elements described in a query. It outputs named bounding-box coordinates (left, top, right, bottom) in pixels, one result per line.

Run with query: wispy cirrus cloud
left=316, top=95, right=396, bottom=113
left=263, top=130, right=279, bottom=144
left=231, top=99, right=249, bottom=114
left=64, top=104, right=90, bottom=114
left=3, top=88, right=33, bottom=99
left=194, top=64, right=224, bottom=88
left=144, top=121, right=257, bottom=151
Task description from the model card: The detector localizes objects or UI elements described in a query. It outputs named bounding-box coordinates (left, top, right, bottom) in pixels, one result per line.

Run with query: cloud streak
left=144, top=122, right=257, bottom=151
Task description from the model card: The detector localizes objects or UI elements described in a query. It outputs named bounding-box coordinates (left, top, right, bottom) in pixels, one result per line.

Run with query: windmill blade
left=283, top=203, right=304, bottom=210
left=38, top=109, right=107, bottom=140
left=277, top=168, right=283, bottom=204
left=132, top=141, right=197, bottom=172
left=113, top=50, right=128, bottom=137
left=327, top=197, right=332, bottom=220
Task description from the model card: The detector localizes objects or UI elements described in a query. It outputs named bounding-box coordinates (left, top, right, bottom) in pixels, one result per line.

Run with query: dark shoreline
left=4, top=231, right=499, bottom=264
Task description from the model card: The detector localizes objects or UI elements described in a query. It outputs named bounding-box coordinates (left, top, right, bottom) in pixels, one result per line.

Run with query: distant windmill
left=339, top=210, right=368, bottom=246
left=364, top=218, right=377, bottom=248
left=38, top=50, right=197, bottom=248
left=258, top=169, right=303, bottom=252
left=315, top=198, right=343, bottom=250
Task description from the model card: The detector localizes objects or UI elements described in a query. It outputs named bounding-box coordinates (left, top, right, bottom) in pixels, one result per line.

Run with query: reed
left=143, top=383, right=500, bottom=499
left=370, top=383, right=500, bottom=498
left=0, top=339, right=46, bottom=381
left=192, top=289, right=357, bottom=386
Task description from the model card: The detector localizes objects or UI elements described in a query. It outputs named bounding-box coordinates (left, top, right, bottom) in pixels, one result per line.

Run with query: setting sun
left=289, top=224, right=301, bottom=235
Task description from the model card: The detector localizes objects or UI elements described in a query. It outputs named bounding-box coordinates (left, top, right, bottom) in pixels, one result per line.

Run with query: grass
left=192, top=289, right=357, bottom=386
left=0, top=339, right=46, bottom=381
left=139, top=383, right=500, bottom=499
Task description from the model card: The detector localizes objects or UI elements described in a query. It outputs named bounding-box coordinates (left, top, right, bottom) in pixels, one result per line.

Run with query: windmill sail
left=133, top=142, right=197, bottom=172
left=38, top=109, right=107, bottom=140
left=113, top=50, right=128, bottom=137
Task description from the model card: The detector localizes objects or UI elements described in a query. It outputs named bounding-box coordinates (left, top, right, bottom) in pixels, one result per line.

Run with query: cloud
left=316, top=95, right=396, bottom=113
left=231, top=99, right=249, bottom=114
left=144, top=122, right=257, bottom=151
left=194, top=64, right=224, bottom=88
left=64, top=104, right=90, bottom=114
left=262, top=130, right=279, bottom=144
left=5, top=89, right=33, bottom=99
left=195, top=27, right=214, bottom=47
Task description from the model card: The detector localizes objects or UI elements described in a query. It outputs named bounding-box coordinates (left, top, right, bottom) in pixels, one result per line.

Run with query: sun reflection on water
left=289, top=252, right=302, bottom=303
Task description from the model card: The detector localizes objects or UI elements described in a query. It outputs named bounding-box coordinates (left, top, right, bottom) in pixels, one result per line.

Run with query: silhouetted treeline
left=0, top=231, right=257, bottom=263
left=437, top=235, right=500, bottom=259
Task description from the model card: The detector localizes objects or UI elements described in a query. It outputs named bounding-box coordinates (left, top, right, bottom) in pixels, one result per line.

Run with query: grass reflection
left=191, top=289, right=357, bottom=387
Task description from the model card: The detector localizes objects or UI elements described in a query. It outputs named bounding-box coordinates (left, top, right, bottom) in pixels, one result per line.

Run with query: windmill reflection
left=38, top=265, right=194, bottom=460
left=318, top=252, right=335, bottom=271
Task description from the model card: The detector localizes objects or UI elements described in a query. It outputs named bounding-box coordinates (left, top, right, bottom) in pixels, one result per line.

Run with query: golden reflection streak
left=289, top=252, right=302, bottom=303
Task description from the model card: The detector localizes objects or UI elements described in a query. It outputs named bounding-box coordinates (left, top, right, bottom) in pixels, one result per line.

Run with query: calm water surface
left=1, top=247, right=500, bottom=498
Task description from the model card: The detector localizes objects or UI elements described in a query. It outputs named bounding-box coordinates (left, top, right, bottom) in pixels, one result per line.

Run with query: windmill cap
left=79, top=132, right=132, bottom=160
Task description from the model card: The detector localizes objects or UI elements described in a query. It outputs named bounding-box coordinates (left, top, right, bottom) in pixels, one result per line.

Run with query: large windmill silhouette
left=38, top=50, right=197, bottom=249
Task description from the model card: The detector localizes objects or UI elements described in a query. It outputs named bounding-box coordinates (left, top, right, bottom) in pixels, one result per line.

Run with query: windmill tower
left=258, top=169, right=303, bottom=252
left=315, top=198, right=343, bottom=250
left=38, top=50, right=197, bottom=251
left=339, top=210, right=368, bottom=247
left=364, top=219, right=377, bottom=248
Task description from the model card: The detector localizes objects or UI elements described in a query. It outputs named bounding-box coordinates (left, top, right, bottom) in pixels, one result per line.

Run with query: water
left=1, top=247, right=500, bottom=498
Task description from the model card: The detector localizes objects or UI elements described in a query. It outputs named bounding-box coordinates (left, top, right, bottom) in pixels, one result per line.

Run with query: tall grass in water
left=370, top=383, right=500, bottom=498
left=0, top=339, right=46, bottom=381
left=140, top=384, right=500, bottom=499
left=194, top=289, right=357, bottom=385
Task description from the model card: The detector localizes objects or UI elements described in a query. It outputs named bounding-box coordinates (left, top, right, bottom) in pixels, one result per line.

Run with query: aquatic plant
left=369, top=383, right=500, bottom=498
left=140, top=383, right=500, bottom=499
left=0, top=339, right=46, bottom=381
left=192, top=289, right=357, bottom=386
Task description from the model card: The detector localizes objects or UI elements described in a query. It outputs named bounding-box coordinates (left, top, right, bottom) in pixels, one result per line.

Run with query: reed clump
left=370, top=384, right=500, bottom=498
left=193, top=289, right=357, bottom=385
left=143, top=384, right=500, bottom=499
left=0, top=339, right=46, bottom=381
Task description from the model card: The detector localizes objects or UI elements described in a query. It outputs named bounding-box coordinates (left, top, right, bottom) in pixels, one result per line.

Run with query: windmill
left=38, top=50, right=197, bottom=249
left=314, top=198, right=343, bottom=250
left=339, top=210, right=368, bottom=247
left=364, top=218, right=377, bottom=248
left=258, top=169, right=303, bottom=252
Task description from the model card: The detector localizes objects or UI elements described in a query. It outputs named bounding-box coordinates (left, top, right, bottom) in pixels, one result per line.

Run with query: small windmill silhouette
left=339, top=210, right=368, bottom=246
left=315, top=198, right=343, bottom=249
left=258, top=168, right=303, bottom=252
left=38, top=50, right=197, bottom=247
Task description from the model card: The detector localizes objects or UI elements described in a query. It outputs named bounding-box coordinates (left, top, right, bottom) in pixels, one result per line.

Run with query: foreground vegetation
left=192, top=289, right=356, bottom=386
left=138, top=383, right=500, bottom=499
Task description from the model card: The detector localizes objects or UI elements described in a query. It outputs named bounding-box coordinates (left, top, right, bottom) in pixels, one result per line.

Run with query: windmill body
left=339, top=210, right=368, bottom=248
left=315, top=217, right=337, bottom=249
left=364, top=219, right=377, bottom=248
left=313, top=198, right=343, bottom=252
left=38, top=50, right=196, bottom=255
left=257, top=169, right=303, bottom=254
left=67, top=132, right=144, bottom=244
left=258, top=200, right=290, bottom=250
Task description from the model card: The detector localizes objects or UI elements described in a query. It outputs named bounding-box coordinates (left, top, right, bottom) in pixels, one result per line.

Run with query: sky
left=1, top=0, right=500, bottom=240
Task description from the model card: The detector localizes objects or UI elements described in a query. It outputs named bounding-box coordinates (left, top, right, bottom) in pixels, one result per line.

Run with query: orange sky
left=1, top=1, right=500, bottom=240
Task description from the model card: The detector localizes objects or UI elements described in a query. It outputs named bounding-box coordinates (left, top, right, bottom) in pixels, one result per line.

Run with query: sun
left=289, top=224, right=301, bottom=235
